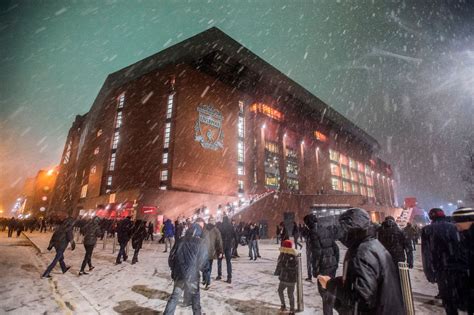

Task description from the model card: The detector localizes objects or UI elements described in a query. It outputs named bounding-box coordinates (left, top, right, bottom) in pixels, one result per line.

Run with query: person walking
left=7, top=217, right=16, bottom=238
left=163, top=219, right=175, bottom=253
left=318, top=208, right=404, bottom=315
left=42, top=217, right=76, bottom=278
left=304, top=214, right=339, bottom=315
left=274, top=239, right=298, bottom=315
left=403, top=222, right=418, bottom=251
left=146, top=221, right=154, bottom=241
left=40, top=218, right=47, bottom=233
left=116, top=216, right=133, bottom=264
left=301, top=222, right=313, bottom=282
left=378, top=216, right=414, bottom=269
left=422, top=208, right=467, bottom=314
left=452, top=207, right=474, bottom=314
left=217, top=216, right=234, bottom=283
left=247, top=222, right=259, bottom=261
left=202, top=216, right=223, bottom=290
left=79, top=216, right=101, bottom=275
left=164, top=219, right=207, bottom=315
left=292, top=221, right=303, bottom=250
left=131, top=220, right=147, bottom=264
left=231, top=219, right=240, bottom=258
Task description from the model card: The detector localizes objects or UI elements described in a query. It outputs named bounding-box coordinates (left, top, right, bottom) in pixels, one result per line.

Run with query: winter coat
left=204, top=223, right=223, bottom=260
left=219, top=216, right=237, bottom=249
left=403, top=224, right=418, bottom=241
left=421, top=217, right=464, bottom=283
left=81, top=218, right=102, bottom=246
left=163, top=219, right=175, bottom=238
left=327, top=208, right=404, bottom=315
left=274, top=247, right=298, bottom=283
left=168, top=224, right=208, bottom=283
left=247, top=226, right=259, bottom=241
left=117, top=217, right=133, bottom=244
left=378, top=219, right=413, bottom=267
left=131, top=222, right=148, bottom=250
left=303, top=215, right=339, bottom=277
left=48, top=218, right=75, bottom=252
left=148, top=223, right=154, bottom=234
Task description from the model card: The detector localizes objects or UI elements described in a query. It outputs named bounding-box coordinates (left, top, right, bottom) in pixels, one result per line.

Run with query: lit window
left=164, top=122, right=171, bottom=148
left=94, top=147, right=100, bottom=155
left=331, top=178, right=342, bottom=191
left=238, top=180, right=244, bottom=190
left=160, top=185, right=167, bottom=190
left=109, top=153, right=116, bottom=171
left=162, top=152, right=168, bottom=164
left=63, top=140, right=72, bottom=164
left=349, top=158, right=356, bottom=169
left=357, top=162, right=365, bottom=172
left=112, top=131, right=119, bottom=149
left=161, top=170, right=168, bottom=181
left=343, top=181, right=351, bottom=193
left=90, top=165, right=96, bottom=174
left=330, top=163, right=341, bottom=177
left=250, top=103, right=284, bottom=121
left=366, top=175, right=373, bottom=187
left=314, top=131, right=328, bottom=142
left=341, top=166, right=350, bottom=179
left=80, top=184, right=88, bottom=198
left=237, top=165, right=244, bottom=175
left=239, top=101, right=244, bottom=113
left=340, top=154, right=349, bottom=165
left=166, top=94, right=174, bottom=119
left=367, top=187, right=374, bottom=197
left=97, top=129, right=103, bottom=137
left=115, top=111, right=123, bottom=128
left=237, top=142, right=244, bottom=163
left=117, top=93, right=125, bottom=109
left=365, top=165, right=372, bottom=175
left=329, top=149, right=339, bottom=162
left=360, top=186, right=367, bottom=196
left=238, top=116, right=244, bottom=138
left=351, top=183, right=359, bottom=194
left=107, top=176, right=113, bottom=186
left=350, top=171, right=359, bottom=182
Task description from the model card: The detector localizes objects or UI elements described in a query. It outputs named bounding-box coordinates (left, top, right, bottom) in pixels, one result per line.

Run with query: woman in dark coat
left=131, top=220, right=148, bottom=264
left=319, top=208, right=404, bottom=315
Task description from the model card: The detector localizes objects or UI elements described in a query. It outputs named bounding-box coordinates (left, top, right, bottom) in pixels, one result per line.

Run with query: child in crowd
left=274, top=239, right=298, bottom=314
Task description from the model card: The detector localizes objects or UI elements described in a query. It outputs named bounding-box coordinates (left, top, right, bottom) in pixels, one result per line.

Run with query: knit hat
left=452, top=207, right=474, bottom=223
left=428, top=208, right=445, bottom=220
left=282, top=240, right=293, bottom=248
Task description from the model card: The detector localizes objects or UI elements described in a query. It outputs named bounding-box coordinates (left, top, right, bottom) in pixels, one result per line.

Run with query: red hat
left=282, top=240, right=293, bottom=248
left=428, top=208, right=445, bottom=220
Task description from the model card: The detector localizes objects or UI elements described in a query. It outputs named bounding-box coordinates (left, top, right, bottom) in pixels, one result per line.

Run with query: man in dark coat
left=217, top=216, right=235, bottom=283
left=79, top=217, right=101, bottom=275
left=146, top=221, right=154, bottom=241
left=403, top=222, right=418, bottom=250
left=304, top=214, right=339, bottom=315
left=422, top=208, right=467, bottom=314
left=378, top=216, right=413, bottom=269
left=202, top=216, right=223, bottom=289
left=131, top=220, right=148, bottom=264
left=116, top=216, right=133, bottom=264
left=7, top=217, right=16, bottom=237
left=452, top=207, right=474, bottom=314
left=318, top=208, right=404, bottom=315
left=164, top=219, right=207, bottom=315
left=42, top=217, right=76, bottom=278
left=163, top=219, right=175, bottom=253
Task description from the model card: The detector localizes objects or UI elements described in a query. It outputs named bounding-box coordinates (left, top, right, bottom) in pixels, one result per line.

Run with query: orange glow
left=250, top=103, right=284, bottom=121
left=314, top=131, right=328, bottom=142
left=47, top=169, right=54, bottom=176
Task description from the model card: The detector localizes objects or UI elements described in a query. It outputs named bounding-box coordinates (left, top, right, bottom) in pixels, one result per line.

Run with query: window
left=117, top=93, right=125, bottom=109
left=349, top=158, right=357, bottom=169
left=237, top=142, right=244, bottom=163
left=359, top=175, right=366, bottom=185
left=239, top=101, right=244, bottom=113
left=286, top=147, right=297, bottom=159
left=357, top=162, right=365, bottom=172
left=351, top=183, right=359, bottom=194
left=238, top=116, right=244, bottom=138
left=94, top=147, right=100, bottom=155
left=250, top=103, right=284, bottom=121
left=238, top=180, right=244, bottom=190
left=112, top=131, right=119, bottom=149
left=340, top=154, right=349, bottom=165
left=90, top=165, right=96, bottom=174
left=63, top=140, right=72, bottom=164
left=360, top=186, right=367, bottom=196
left=264, top=141, right=280, bottom=154
left=331, top=177, right=342, bottom=191
left=341, top=166, right=350, bottom=179
left=287, top=178, right=299, bottom=191
left=365, top=165, right=372, bottom=175
left=161, top=170, right=168, bottom=181
left=162, top=152, right=168, bottom=164
left=367, top=187, right=374, bottom=198
left=237, top=165, right=244, bottom=175
left=109, top=153, right=116, bottom=171
left=160, top=185, right=167, bottom=190
left=330, top=163, right=341, bottom=177
left=80, top=184, right=88, bottom=198
left=265, top=176, right=280, bottom=188
left=343, top=180, right=351, bottom=193
left=350, top=171, right=359, bottom=182
left=115, top=111, right=123, bottom=128
left=329, top=149, right=339, bottom=162
left=166, top=93, right=174, bottom=119
left=107, top=176, right=113, bottom=186
left=97, top=129, right=103, bottom=137
left=314, top=131, right=328, bottom=142
left=366, top=175, right=373, bottom=187
left=164, top=122, right=171, bottom=149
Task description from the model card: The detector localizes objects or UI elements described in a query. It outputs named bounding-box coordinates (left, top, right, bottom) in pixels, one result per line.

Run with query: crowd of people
left=3, top=205, right=473, bottom=315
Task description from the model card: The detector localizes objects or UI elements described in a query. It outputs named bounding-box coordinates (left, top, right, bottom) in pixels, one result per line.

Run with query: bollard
left=103, top=231, right=108, bottom=250
left=297, top=253, right=304, bottom=312
left=112, top=232, right=117, bottom=254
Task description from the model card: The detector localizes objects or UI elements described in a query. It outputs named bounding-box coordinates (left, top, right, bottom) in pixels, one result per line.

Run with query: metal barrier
left=398, top=262, right=415, bottom=315
left=297, top=253, right=304, bottom=312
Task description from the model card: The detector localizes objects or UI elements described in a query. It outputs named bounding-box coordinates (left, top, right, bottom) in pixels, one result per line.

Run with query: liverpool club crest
left=194, top=105, right=224, bottom=150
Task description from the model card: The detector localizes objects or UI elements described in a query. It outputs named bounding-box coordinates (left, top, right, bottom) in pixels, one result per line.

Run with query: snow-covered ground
left=1, top=231, right=444, bottom=314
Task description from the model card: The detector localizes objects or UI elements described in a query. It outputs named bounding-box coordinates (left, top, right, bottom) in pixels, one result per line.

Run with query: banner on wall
left=142, top=205, right=158, bottom=214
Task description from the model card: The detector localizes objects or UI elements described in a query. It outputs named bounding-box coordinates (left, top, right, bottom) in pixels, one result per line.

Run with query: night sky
left=1, top=0, right=473, bottom=213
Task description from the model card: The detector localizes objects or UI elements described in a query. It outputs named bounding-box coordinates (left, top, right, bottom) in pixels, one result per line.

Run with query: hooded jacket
left=48, top=218, right=75, bottom=252
left=117, top=217, right=133, bottom=244
left=327, top=208, right=404, bottom=315
left=378, top=218, right=413, bottom=267
left=163, top=219, right=175, bottom=238
left=81, top=217, right=102, bottom=246
left=303, top=214, right=339, bottom=277
left=274, top=246, right=299, bottom=283
left=218, top=216, right=237, bottom=249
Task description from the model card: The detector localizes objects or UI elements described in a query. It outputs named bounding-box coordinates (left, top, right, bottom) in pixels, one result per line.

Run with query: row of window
left=331, top=177, right=375, bottom=197
left=161, top=93, right=174, bottom=189
left=237, top=101, right=245, bottom=193
left=329, top=149, right=372, bottom=175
